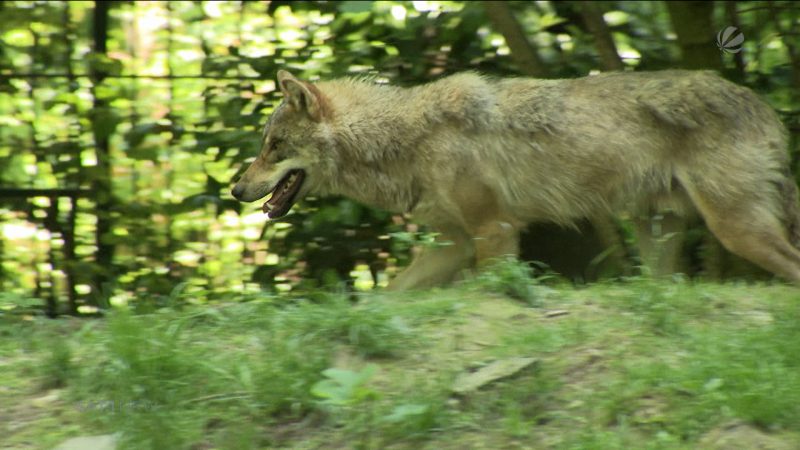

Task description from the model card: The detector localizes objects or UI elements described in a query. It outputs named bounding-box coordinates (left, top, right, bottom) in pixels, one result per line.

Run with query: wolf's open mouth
left=263, top=169, right=305, bottom=219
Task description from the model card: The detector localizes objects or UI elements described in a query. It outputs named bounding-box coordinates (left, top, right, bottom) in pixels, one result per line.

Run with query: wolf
left=231, top=69, right=800, bottom=289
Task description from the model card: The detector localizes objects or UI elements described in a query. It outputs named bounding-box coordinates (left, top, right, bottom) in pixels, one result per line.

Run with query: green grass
left=2, top=270, right=800, bottom=449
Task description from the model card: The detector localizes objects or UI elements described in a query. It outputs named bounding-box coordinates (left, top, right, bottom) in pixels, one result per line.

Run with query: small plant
left=344, top=301, right=411, bottom=358
left=250, top=323, right=333, bottom=417
left=275, top=294, right=411, bottom=358
left=312, top=365, right=379, bottom=408
left=39, top=336, right=73, bottom=389
left=472, top=257, right=541, bottom=306
left=609, top=279, right=689, bottom=336
left=383, top=403, right=431, bottom=425
left=312, top=365, right=380, bottom=448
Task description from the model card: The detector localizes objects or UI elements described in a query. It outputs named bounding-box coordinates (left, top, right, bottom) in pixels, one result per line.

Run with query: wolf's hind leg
left=704, top=216, right=800, bottom=283
left=680, top=175, right=800, bottom=283
left=386, top=227, right=475, bottom=290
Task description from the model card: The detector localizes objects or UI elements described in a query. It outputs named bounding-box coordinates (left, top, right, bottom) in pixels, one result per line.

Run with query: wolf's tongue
left=262, top=170, right=304, bottom=219
left=263, top=193, right=286, bottom=218
left=264, top=179, right=288, bottom=211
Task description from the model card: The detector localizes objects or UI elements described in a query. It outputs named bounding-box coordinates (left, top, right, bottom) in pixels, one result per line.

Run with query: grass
left=2, top=264, right=800, bottom=449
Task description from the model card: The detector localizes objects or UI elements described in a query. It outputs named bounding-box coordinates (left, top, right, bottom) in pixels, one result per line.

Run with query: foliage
left=469, top=256, right=545, bottom=306
left=0, top=1, right=799, bottom=309
left=312, top=365, right=380, bottom=408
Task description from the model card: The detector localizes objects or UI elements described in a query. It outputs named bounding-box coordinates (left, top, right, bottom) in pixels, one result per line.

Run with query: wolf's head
left=231, top=70, right=334, bottom=219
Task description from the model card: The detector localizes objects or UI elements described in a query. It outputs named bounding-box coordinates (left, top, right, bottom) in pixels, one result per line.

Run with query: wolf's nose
left=231, top=184, right=244, bottom=200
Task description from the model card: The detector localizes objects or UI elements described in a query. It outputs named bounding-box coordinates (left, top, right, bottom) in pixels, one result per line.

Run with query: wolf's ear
left=277, top=70, right=328, bottom=122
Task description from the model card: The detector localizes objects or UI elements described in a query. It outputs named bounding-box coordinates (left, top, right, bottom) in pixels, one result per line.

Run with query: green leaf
left=311, top=365, right=378, bottom=406
left=383, top=403, right=430, bottom=423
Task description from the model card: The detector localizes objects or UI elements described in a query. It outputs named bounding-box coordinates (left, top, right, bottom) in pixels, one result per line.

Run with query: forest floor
left=2, top=262, right=800, bottom=450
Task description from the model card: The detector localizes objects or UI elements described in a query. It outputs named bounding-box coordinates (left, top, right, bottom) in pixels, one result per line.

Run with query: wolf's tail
left=781, top=171, right=800, bottom=249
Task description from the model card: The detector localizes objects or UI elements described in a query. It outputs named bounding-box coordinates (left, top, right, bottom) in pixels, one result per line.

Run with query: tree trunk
left=767, top=0, right=800, bottom=101
left=482, top=1, right=550, bottom=77
left=665, top=1, right=723, bottom=70
left=578, top=2, right=625, bottom=71
left=63, top=1, right=79, bottom=315
left=724, top=1, right=747, bottom=82
left=91, top=1, right=114, bottom=304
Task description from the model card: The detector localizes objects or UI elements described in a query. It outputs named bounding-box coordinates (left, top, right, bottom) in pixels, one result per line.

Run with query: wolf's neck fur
left=315, top=74, right=492, bottom=212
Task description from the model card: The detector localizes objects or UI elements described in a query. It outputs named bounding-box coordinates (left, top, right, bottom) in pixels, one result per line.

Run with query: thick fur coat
left=232, top=70, right=800, bottom=288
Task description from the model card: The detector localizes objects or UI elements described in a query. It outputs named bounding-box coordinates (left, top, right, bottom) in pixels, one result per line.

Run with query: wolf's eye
left=268, top=138, right=283, bottom=152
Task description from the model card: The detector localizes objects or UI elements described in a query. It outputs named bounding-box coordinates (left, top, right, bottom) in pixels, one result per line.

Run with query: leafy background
left=0, top=1, right=798, bottom=315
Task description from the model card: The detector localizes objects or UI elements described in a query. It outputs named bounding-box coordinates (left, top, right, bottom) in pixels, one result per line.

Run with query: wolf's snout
left=231, top=184, right=245, bottom=200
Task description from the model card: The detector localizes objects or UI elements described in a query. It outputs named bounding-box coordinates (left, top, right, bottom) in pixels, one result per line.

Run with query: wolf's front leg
left=387, top=228, right=474, bottom=290
left=472, top=220, right=521, bottom=266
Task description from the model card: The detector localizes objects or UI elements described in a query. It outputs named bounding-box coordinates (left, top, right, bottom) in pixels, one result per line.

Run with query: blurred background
left=1, top=1, right=798, bottom=316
